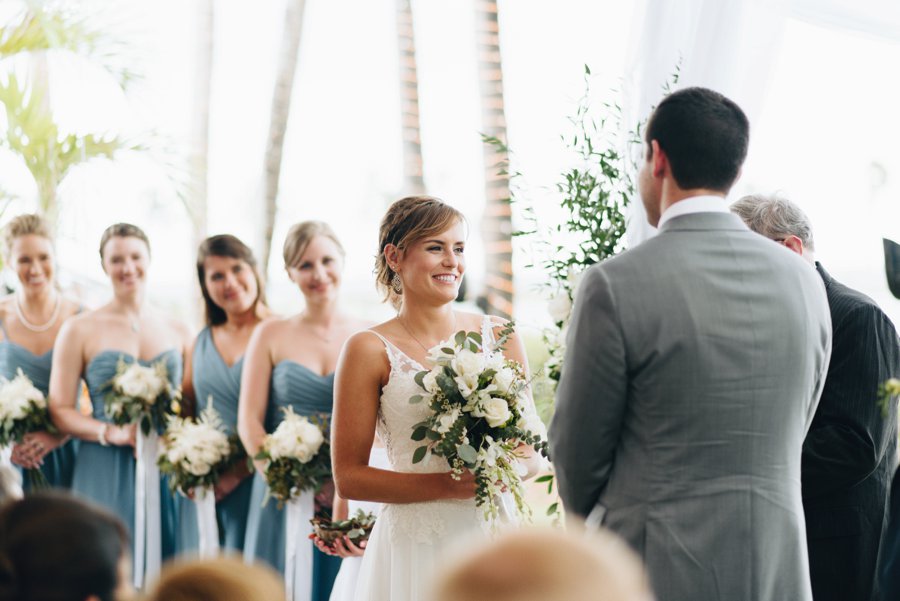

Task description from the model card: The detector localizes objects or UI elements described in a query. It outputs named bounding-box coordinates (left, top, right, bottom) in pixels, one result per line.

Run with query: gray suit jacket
left=550, top=212, right=832, bottom=601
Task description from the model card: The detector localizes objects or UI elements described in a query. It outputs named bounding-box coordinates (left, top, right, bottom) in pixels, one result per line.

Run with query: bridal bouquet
left=255, top=407, right=331, bottom=507
left=409, top=323, right=549, bottom=526
left=157, top=401, right=240, bottom=496
left=103, top=357, right=181, bottom=435
left=0, top=369, right=55, bottom=487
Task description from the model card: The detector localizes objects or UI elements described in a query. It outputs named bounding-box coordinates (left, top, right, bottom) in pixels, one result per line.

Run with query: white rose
left=452, top=349, right=485, bottom=378
left=474, top=397, right=512, bottom=428
left=492, top=367, right=516, bottom=394
left=483, top=352, right=505, bottom=371
left=548, top=292, right=572, bottom=324
left=435, top=408, right=461, bottom=434
left=118, top=364, right=165, bottom=403
left=2, top=396, right=30, bottom=421
left=422, top=369, right=441, bottom=394
left=517, top=411, right=547, bottom=438
left=187, top=459, right=212, bottom=476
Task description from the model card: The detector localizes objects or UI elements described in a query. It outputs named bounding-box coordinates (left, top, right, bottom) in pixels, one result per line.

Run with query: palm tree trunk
left=261, top=0, right=307, bottom=276
left=475, top=0, right=513, bottom=319
left=395, top=0, right=425, bottom=196
left=190, top=0, right=213, bottom=245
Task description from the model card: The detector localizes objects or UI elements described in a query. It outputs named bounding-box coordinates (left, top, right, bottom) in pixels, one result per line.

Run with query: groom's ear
left=650, top=140, right=667, bottom=178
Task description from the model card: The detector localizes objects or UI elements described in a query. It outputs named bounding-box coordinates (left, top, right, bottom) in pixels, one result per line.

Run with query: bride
left=331, top=196, right=543, bottom=601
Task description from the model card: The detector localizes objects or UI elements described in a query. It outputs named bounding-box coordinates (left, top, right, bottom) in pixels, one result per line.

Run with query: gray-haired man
left=732, top=194, right=900, bottom=601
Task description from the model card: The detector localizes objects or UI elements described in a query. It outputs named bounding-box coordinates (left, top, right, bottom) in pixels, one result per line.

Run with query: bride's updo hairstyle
left=99, top=222, right=151, bottom=262
left=376, top=196, right=464, bottom=309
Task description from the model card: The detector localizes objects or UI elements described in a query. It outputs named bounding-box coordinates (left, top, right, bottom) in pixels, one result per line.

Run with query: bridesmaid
left=180, top=234, right=271, bottom=551
left=0, top=214, right=80, bottom=490
left=49, top=223, right=192, bottom=582
left=239, top=221, right=366, bottom=600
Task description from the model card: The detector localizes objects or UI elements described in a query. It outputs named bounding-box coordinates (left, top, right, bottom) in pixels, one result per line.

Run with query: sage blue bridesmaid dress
left=243, top=361, right=342, bottom=600
left=0, top=320, right=77, bottom=490
left=70, top=349, right=181, bottom=568
left=177, top=327, right=254, bottom=553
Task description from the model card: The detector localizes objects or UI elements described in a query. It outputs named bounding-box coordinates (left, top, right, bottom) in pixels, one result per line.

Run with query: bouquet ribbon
left=134, top=429, right=162, bottom=589
left=195, top=487, right=219, bottom=558
left=284, top=491, right=315, bottom=601
left=0, top=445, right=10, bottom=468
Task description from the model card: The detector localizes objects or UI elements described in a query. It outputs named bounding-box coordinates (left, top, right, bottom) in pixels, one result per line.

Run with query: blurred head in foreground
left=0, top=492, right=130, bottom=601
left=432, top=527, right=654, bottom=601
left=144, top=557, right=285, bottom=601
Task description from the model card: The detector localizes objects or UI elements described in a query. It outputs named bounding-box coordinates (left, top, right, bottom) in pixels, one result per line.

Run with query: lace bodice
left=364, top=318, right=502, bottom=545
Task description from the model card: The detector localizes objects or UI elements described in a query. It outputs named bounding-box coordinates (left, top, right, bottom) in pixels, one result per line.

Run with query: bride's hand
left=443, top=471, right=477, bottom=500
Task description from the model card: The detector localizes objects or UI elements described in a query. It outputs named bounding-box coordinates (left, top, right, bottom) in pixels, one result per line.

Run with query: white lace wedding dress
left=351, top=319, right=501, bottom=601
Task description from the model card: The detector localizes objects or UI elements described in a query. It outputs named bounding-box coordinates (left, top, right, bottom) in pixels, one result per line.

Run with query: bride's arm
left=332, top=332, right=475, bottom=503
left=495, top=319, right=548, bottom=480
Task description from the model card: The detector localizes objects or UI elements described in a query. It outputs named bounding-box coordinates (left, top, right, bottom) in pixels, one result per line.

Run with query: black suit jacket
left=804, top=263, right=899, bottom=601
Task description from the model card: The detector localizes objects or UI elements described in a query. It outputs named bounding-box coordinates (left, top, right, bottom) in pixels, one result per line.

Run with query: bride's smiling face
left=396, top=220, right=466, bottom=305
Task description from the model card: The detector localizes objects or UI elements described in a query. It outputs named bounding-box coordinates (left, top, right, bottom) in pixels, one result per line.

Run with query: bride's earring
left=391, top=272, right=403, bottom=294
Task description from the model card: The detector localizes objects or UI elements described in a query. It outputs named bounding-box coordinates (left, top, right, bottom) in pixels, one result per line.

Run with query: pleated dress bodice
left=244, top=360, right=341, bottom=599
left=71, top=348, right=183, bottom=568
left=0, top=321, right=77, bottom=490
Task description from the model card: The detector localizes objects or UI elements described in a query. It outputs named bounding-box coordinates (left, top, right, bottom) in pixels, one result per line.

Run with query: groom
left=549, top=87, right=832, bottom=601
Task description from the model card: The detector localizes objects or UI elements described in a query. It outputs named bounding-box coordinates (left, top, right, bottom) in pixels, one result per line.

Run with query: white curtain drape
left=621, top=0, right=897, bottom=246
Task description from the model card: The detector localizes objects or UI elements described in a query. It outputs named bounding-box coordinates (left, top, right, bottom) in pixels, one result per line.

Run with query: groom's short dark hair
left=645, top=87, right=749, bottom=193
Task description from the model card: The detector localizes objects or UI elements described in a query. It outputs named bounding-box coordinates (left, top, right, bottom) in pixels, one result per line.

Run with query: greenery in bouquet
left=409, top=323, right=549, bottom=526
left=0, top=369, right=55, bottom=487
left=103, top=356, right=181, bottom=435
left=157, top=400, right=243, bottom=496
left=311, top=508, right=376, bottom=546
left=255, top=407, right=331, bottom=508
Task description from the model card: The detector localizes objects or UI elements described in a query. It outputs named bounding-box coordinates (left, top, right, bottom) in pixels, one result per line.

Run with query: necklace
left=15, top=293, right=62, bottom=333
left=301, top=312, right=335, bottom=343
left=398, top=311, right=457, bottom=354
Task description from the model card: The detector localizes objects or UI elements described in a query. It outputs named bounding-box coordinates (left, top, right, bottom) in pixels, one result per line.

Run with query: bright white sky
left=0, top=0, right=898, bottom=332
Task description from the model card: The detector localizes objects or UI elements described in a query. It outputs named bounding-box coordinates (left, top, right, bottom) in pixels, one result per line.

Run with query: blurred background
left=0, top=0, right=898, bottom=359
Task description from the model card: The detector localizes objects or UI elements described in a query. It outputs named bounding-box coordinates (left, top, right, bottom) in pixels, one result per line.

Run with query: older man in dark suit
left=732, top=194, right=900, bottom=601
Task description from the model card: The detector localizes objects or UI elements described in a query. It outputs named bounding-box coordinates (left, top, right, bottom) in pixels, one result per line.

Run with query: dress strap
left=480, top=315, right=497, bottom=349
left=364, top=330, right=401, bottom=371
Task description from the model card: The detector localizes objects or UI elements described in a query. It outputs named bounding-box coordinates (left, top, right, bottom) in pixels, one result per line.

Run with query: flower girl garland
left=0, top=369, right=54, bottom=488
left=103, top=356, right=180, bottom=589
left=408, top=322, right=549, bottom=529
left=158, top=397, right=241, bottom=556
left=256, top=407, right=331, bottom=601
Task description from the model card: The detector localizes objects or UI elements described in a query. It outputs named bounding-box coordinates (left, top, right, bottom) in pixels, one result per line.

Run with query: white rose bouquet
left=103, top=356, right=181, bottom=435
left=0, top=369, right=55, bottom=487
left=255, top=407, right=331, bottom=508
left=409, top=322, right=549, bottom=526
left=157, top=401, right=240, bottom=496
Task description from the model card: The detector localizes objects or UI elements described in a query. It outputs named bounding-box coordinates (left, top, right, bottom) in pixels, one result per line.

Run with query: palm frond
left=0, top=2, right=137, bottom=88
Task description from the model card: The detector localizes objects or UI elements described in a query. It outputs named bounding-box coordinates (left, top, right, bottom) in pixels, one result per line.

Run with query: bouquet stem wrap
left=284, top=491, right=315, bottom=601
left=134, top=429, right=162, bottom=589
left=195, top=487, right=219, bottom=558
left=0, top=445, right=10, bottom=469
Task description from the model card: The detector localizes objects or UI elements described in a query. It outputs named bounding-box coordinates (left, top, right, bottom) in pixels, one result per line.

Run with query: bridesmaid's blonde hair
left=1, top=214, right=52, bottom=259
left=282, top=221, right=345, bottom=269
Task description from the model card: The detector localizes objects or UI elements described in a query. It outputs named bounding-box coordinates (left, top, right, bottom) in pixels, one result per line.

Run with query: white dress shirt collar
left=657, top=195, right=729, bottom=229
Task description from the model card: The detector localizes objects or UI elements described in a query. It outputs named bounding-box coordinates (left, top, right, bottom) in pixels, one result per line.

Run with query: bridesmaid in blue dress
left=0, top=214, right=80, bottom=490
left=239, top=221, right=368, bottom=600
left=178, top=234, right=271, bottom=553
left=49, top=223, right=193, bottom=585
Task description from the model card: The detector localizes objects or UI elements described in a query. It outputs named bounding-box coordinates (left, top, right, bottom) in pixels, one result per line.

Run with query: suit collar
left=658, top=211, right=751, bottom=234
left=815, top=262, right=834, bottom=287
